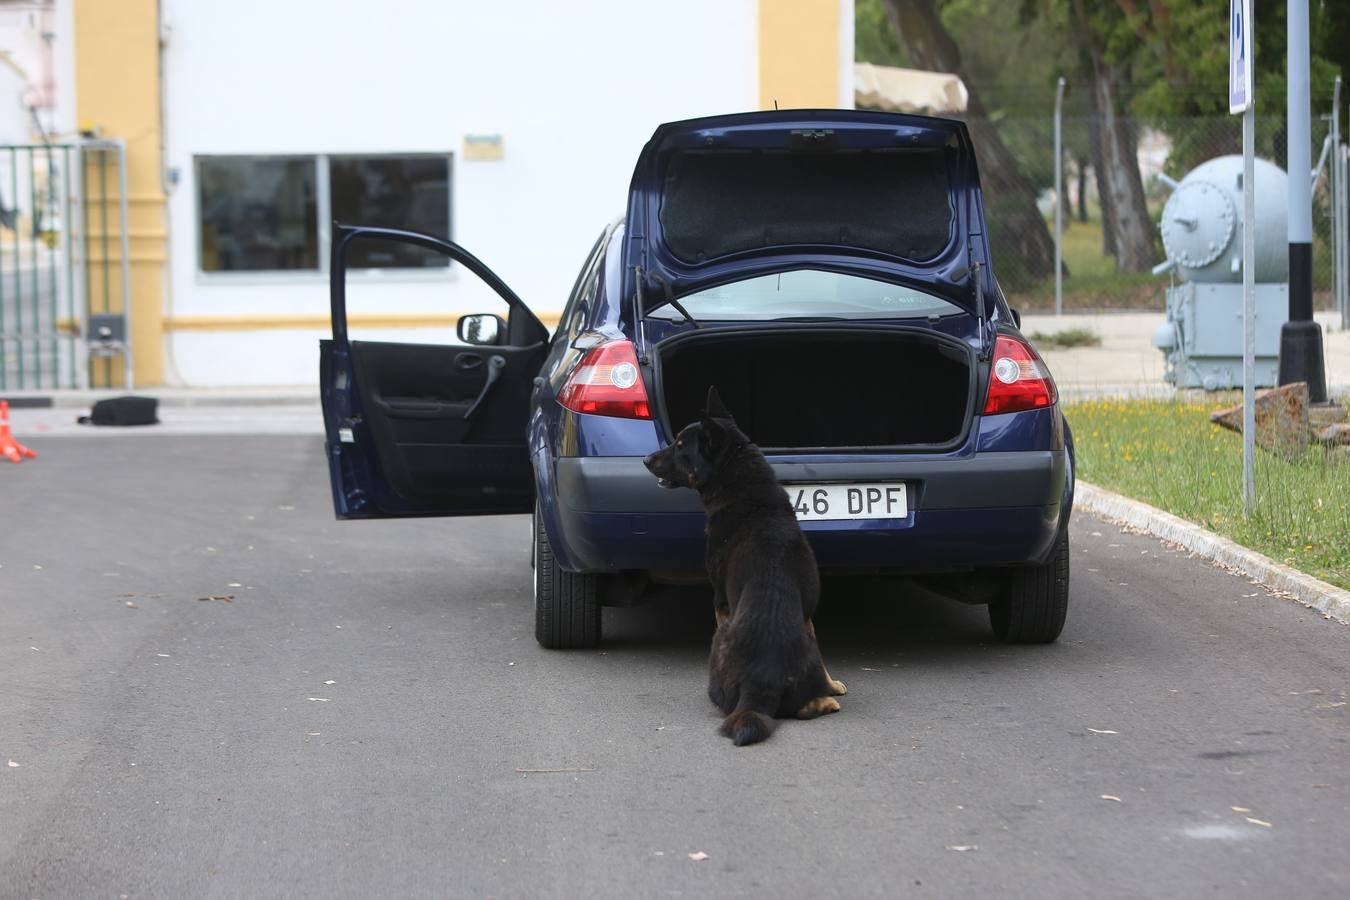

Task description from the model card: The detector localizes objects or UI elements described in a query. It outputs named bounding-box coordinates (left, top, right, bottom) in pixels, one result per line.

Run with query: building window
left=330, top=155, right=451, bottom=268
left=196, top=153, right=453, bottom=274
left=198, top=156, right=319, bottom=272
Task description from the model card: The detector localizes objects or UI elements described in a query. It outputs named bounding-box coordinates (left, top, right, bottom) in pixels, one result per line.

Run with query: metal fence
left=1329, top=79, right=1349, bottom=330
left=956, top=97, right=1347, bottom=317
left=0, top=139, right=130, bottom=391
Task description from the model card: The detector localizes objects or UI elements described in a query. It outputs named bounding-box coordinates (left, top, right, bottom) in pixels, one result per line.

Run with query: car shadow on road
left=601, top=576, right=998, bottom=664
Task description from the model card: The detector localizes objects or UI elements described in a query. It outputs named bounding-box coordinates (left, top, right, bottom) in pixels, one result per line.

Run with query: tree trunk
left=1070, top=0, right=1156, bottom=273
left=1086, top=90, right=1117, bottom=258
left=880, top=0, right=1056, bottom=284
left=1075, top=153, right=1089, bottom=223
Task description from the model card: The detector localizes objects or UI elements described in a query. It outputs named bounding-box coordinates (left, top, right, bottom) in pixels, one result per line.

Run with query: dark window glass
left=646, top=269, right=962, bottom=321
left=330, top=155, right=451, bottom=268
left=198, top=157, right=318, bottom=271
left=559, top=229, right=608, bottom=340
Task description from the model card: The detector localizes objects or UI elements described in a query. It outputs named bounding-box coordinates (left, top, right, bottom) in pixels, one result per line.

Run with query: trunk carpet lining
left=660, top=335, right=970, bottom=448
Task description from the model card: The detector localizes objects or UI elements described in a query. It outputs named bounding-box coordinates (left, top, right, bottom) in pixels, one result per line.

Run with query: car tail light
left=983, top=334, right=1058, bottom=415
left=558, top=340, right=652, bottom=419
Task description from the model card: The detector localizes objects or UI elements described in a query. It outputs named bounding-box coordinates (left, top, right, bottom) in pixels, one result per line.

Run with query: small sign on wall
left=463, top=134, right=505, bottom=161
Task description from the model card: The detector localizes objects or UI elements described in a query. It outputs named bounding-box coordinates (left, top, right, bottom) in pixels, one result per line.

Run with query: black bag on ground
left=78, top=396, right=159, bottom=426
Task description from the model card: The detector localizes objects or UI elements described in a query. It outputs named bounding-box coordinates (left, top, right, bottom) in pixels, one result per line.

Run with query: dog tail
left=720, top=704, right=777, bottom=747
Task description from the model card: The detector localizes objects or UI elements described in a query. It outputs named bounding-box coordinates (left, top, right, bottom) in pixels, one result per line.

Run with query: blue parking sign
left=1229, top=0, right=1253, bottom=113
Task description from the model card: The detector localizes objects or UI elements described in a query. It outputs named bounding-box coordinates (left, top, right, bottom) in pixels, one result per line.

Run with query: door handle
left=456, top=354, right=485, bottom=370
left=464, top=355, right=507, bottom=419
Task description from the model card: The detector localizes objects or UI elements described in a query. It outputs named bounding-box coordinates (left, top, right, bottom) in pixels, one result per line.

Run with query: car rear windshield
left=645, top=269, right=964, bottom=321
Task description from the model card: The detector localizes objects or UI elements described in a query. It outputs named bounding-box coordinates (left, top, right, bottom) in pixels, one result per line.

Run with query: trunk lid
left=623, top=110, right=994, bottom=320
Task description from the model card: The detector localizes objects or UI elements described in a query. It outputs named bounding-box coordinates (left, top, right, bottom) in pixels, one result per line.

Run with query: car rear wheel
left=533, top=506, right=601, bottom=649
left=989, top=529, right=1069, bottom=643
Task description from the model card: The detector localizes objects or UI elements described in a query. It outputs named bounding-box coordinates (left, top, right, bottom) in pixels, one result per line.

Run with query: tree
left=876, top=0, right=1059, bottom=285
left=1318, top=0, right=1350, bottom=134
left=1068, top=0, right=1156, bottom=272
left=1119, top=0, right=1340, bottom=171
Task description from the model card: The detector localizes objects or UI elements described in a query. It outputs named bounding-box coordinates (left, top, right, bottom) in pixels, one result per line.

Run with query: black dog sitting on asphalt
left=643, top=386, right=846, bottom=746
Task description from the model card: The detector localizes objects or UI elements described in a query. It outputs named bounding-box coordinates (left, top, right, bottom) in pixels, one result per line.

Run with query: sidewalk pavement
left=3, top=311, right=1345, bottom=437
left=5, top=402, right=323, bottom=437
left=1023, top=310, right=1348, bottom=401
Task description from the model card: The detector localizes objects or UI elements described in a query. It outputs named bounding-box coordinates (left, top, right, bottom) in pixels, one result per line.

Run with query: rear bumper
left=547, top=451, right=1067, bottom=574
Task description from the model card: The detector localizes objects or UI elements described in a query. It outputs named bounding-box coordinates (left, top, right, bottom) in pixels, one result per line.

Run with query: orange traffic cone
left=0, top=400, right=36, bottom=463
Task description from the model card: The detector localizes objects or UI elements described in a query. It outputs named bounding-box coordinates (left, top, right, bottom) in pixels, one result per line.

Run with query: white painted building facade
left=152, top=0, right=854, bottom=386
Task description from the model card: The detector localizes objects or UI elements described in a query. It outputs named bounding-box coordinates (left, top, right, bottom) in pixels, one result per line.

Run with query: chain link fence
left=954, top=109, right=1342, bottom=312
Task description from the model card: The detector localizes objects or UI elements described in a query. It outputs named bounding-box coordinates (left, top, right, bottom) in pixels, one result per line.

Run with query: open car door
left=320, top=225, right=549, bottom=519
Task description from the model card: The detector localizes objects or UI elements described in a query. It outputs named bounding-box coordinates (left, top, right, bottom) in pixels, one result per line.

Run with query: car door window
left=341, top=272, right=466, bottom=346
left=567, top=263, right=602, bottom=342
left=556, top=229, right=608, bottom=340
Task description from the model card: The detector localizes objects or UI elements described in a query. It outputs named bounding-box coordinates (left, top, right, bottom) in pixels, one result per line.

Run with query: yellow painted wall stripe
left=74, top=0, right=167, bottom=386
left=757, top=0, right=840, bottom=110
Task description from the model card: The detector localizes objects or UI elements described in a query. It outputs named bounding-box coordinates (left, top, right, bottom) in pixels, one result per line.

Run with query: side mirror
left=457, top=313, right=506, bottom=346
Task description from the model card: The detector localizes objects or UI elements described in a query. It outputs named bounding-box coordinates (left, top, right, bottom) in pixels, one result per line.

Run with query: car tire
left=533, top=507, right=601, bottom=649
left=989, top=529, right=1069, bottom=644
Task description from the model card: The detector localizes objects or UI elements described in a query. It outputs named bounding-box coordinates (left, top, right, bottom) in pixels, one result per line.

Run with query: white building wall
left=0, top=2, right=57, bottom=231
left=161, top=0, right=760, bottom=386
left=0, top=4, right=52, bottom=142
left=837, top=0, right=855, bottom=110
left=0, top=64, right=27, bottom=145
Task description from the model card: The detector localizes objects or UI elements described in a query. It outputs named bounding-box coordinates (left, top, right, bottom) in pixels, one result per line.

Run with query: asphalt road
left=2, top=435, right=1348, bottom=899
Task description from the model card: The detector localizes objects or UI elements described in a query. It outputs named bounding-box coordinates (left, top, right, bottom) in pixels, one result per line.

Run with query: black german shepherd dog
left=644, top=386, right=846, bottom=746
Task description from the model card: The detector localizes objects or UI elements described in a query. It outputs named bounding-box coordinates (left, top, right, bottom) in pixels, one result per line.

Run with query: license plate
left=784, top=483, right=908, bottom=522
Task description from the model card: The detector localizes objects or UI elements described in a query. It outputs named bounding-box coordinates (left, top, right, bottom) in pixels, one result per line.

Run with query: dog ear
left=705, top=385, right=732, bottom=422
left=699, top=416, right=726, bottom=456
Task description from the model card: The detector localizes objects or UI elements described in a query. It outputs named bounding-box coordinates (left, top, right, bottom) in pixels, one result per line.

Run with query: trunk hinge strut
left=633, top=265, right=701, bottom=328
left=972, top=259, right=991, bottom=361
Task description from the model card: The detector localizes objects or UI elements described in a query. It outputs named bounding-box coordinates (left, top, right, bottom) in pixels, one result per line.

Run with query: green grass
left=1026, top=327, right=1102, bottom=349
left=1066, top=397, right=1350, bottom=590
left=1007, top=219, right=1163, bottom=312
left=1005, top=214, right=1337, bottom=312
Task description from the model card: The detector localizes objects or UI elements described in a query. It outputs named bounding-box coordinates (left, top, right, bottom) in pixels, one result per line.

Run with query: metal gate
left=0, top=139, right=131, bottom=391
left=1329, top=78, right=1349, bottom=331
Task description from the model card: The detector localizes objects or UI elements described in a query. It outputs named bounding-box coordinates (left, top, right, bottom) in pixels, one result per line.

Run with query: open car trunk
left=657, top=327, right=975, bottom=451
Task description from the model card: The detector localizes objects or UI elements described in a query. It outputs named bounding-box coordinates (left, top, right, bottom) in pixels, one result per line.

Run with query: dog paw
left=828, top=678, right=848, bottom=696
left=796, top=695, right=842, bottom=719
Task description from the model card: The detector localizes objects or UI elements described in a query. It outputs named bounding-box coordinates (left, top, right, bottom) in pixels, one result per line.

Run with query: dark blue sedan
left=319, top=110, right=1074, bottom=649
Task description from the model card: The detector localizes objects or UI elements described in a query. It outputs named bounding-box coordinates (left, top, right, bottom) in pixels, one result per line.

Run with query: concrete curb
left=1076, top=481, right=1350, bottom=625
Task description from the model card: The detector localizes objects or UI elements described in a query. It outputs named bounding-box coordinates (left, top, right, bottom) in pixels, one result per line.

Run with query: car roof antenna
left=648, top=270, right=701, bottom=328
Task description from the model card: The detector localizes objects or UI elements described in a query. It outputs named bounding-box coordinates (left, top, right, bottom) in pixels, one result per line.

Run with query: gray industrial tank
left=1153, top=155, right=1290, bottom=390
left=1158, top=155, right=1288, bottom=283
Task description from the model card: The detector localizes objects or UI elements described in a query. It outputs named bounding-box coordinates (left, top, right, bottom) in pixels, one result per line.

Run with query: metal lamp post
left=1278, top=0, right=1328, bottom=404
